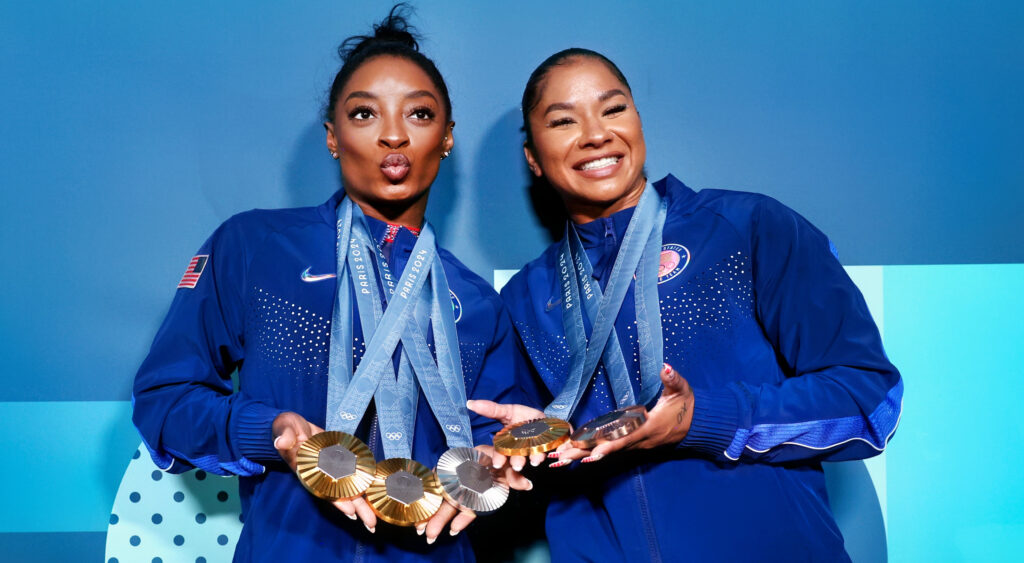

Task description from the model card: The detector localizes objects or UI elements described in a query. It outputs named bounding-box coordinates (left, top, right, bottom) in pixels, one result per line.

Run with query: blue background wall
left=1, top=1, right=1021, bottom=561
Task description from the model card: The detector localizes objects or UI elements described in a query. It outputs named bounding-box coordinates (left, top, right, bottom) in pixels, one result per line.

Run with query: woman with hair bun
left=132, top=5, right=530, bottom=561
left=470, top=48, right=903, bottom=561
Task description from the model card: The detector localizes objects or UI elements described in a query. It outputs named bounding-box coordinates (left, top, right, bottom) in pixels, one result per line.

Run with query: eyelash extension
left=604, top=104, right=628, bottom=116
left=409, top=106, right=436, bottom=120
left=348, top=106, right=375, bottom=120
left=548, top=117, right=574, bottom=128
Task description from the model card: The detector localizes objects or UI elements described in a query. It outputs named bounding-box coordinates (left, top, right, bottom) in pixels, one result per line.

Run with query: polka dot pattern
left=105, top=445, right=243, bottom=562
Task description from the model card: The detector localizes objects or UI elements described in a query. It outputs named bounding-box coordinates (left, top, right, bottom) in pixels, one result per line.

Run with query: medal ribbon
left=361, top=220, right=473, bottom=450
left=326, top=198, right=472, bottom=458
left=545, top=186, right=667, bottom=420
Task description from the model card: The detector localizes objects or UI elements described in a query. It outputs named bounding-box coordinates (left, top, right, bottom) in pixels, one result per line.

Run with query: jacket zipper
left=632, top=467, right=662, bottom=562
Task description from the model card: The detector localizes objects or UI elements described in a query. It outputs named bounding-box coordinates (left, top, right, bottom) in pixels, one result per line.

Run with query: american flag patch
left=178, top=255, right=209, bottom=289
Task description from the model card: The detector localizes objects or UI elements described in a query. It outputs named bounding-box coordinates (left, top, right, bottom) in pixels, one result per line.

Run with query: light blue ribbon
left=545, top=186, right=667, bottom=420
left=325, top=198, right=472, bottom=459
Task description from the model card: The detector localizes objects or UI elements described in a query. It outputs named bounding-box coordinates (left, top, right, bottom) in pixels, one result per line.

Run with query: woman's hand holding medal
left=469, top=363, right=695, bottom=468
left=466, top=400, right=549, bottom=472
left=556, top=364, right=694, bottom=464
left=273, top=412, right=379, bottom=531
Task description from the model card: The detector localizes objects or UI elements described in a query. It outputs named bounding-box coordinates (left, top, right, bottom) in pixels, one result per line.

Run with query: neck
left=565, top=176, right=647, bottom=224
left=349, top=191, right=429, bottom=230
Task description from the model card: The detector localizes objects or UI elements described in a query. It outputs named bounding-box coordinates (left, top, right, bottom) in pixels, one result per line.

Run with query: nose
left=578, top=115, right=612, bottom=149
left=378, top=113, right=409, bottom=149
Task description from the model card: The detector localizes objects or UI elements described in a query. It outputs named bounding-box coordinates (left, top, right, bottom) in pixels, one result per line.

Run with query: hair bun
left=339, top=3, right=420, bottom=61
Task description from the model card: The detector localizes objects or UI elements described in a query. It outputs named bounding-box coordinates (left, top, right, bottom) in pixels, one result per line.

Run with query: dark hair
left=324, top=3, right=451, bottom=123
left=521, top=48, right=632, bottom=146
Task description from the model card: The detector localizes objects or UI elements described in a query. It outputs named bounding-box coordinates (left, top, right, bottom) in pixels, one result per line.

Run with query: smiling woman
left=471, top=48, right=905, bottom=562
left=130, top=4, right=531, bottom=562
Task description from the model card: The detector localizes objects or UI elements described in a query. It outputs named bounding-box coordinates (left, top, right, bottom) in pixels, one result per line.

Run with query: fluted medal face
left=296, top=431, right=376, bottom=500
left=492, top=417, right=571, bottom=456
left=570, top=405, right=647, bottom=449
left=435, top=447, right=509, bottom=514
left=365, top=458, right=443, bottom=526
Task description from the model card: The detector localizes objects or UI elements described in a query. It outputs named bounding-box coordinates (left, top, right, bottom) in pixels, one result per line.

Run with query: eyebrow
left=543, top=89, right=629, bottom=114
left=405, top=90, right=439, bottom=102
left=345, top=91, right=376, bottom=102
left=344, top=90, right=439, bottom=103
left=599, top=88, right=628, bottom=102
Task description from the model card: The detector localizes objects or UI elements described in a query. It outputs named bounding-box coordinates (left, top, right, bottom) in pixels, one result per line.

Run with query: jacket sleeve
left=132, top=218, right=283, bottom=476
left=681, top=197, right=903, bottom=463
left=467, top=303, right=531, bottom=446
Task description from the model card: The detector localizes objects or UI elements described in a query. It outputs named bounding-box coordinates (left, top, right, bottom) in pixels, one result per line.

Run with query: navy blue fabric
left=501, top=174, right=903, bottom=562
left=132, top=191, right=524, bottom=562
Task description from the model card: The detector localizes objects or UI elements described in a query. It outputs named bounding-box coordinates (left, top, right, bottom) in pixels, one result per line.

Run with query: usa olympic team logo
left=450, top=289, right=462, bottom=323
left=658, top=243, right=690, bottom=284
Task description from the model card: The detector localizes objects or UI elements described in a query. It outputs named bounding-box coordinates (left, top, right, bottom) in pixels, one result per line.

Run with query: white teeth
left=580, top=156, right=620, bottom=171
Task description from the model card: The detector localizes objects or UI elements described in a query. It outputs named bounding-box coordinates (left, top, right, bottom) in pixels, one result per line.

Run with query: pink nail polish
left=547, top=451, right=560, bottom=459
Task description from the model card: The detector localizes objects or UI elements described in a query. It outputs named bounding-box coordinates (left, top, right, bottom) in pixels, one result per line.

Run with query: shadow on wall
left=527, top=172, right=566, bottom=244
left=824, top=460, right=888, bottom=562
left=424, top=139, right=459, bottom=244
left=467, top=108, right=558, bottom=274
left=285, top=121, right=343, bottom=208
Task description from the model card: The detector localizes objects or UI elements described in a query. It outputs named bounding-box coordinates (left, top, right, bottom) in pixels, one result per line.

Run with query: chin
left=577, top=180, right=632, bottom=204
left=370, top=183, right=428, bottom=204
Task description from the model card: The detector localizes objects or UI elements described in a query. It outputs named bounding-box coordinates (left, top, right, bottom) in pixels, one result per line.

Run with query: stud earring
left=441, top=150, right=451, bottom=160
left=331, top=151, right=338, bottom=159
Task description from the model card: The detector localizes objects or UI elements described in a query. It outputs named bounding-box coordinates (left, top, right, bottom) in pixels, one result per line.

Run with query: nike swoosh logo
left=545, top=295, right=562, bottom=311
left=300, top=267, right=336, bottom=282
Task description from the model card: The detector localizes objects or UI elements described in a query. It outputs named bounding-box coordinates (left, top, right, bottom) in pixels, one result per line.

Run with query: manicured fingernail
left=346, top=512, right=357, bottom=520
left=465, top=400, right=474, bottom=408
left=416, top=525, right=425, bottom=536
left=549, top=460, right=571, bottom=468
left=512, top=462, right=524, bottom=472
left=450, top=528, right=461, bottom=536
left=663, top=363, right=672, bottom=374
left=427, top=536, right=436, bottom=545
left=547, top=451, right=560, bottom=459
left=530, top=457, right=541, bottom=467
left=273, top=436, right=283, bottom=448
left=581, top=454, right=604, bottom=463
left=525, top=479, right=534, bottom=490
left=365, top=523, right=375, bottom=534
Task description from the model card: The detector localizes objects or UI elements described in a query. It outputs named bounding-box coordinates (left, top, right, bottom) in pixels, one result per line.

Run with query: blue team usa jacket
left=133, top=191, right=524, bottom=562
left=500, top=174, right=903, bottom=562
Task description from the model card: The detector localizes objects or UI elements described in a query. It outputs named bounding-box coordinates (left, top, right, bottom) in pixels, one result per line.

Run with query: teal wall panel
left=885, top=264, right=1024, bottom=562
left=0, top=402, right=139, bottom=532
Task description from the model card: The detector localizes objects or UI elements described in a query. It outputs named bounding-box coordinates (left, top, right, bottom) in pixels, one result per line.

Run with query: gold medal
left=365, top=458, right=444, bottom=526
left=570, top=405, right=647, bottom=449
left=296, top=431, right=376, bottom=500
left=493, top=417, right=571, bottom=456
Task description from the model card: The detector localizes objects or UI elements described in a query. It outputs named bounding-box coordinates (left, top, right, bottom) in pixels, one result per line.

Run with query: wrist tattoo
left=676, top=403, right=688, bottom=424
